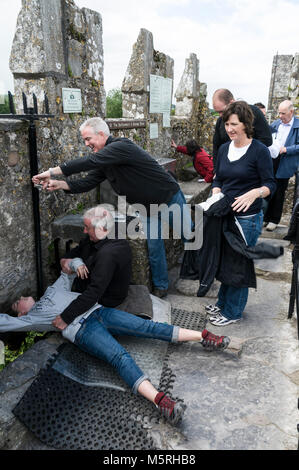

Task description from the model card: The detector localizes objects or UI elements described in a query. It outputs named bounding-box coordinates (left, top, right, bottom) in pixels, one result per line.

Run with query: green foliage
left=106, top=88, right=122, bottom=118
left=68, top=65, right=73, bottom=78
left=0, top=95, right=11, bottom=114
left=70, top=202, right=84, bottom=214
left=0, top=331, right=46, bottom=370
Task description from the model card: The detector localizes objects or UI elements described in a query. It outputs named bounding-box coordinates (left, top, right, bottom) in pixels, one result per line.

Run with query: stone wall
left=122, top=28, right=174, bottom=159
left=1, top=5, right=216, bottom=309
left=267, top=53, right=299, bottom=120
left=0, top=0, right=108, bottom=308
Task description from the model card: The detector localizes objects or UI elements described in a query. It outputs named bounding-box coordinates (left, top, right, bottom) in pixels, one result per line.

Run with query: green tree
left=106, top=88, right=122, bottom=118
left=0, top=95, right=11, bottom=114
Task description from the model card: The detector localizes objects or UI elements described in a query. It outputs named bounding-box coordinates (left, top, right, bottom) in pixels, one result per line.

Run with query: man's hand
left=77, top=264, right=89, bottom=279
left=60, top=258, right=73, bottom=275
left=52, top=315, right=68, bottom=330
left=47, top=180, right=70, bottom=192
left=32, top=170, right=51, bottom=186
left=279, top=146, right=287, bottom=154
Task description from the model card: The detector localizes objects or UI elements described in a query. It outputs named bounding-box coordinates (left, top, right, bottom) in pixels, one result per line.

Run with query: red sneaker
left=201, top=329, right=230, bottom=351
left=154, top=392, right=186, bottom=425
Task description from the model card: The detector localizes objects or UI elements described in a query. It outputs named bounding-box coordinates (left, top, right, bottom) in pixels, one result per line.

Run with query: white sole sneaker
left=205, top=304, right=221, bottom=315
left=210, top=314, right=241, bottom=326
left=266, top=222, right=277, bottom=231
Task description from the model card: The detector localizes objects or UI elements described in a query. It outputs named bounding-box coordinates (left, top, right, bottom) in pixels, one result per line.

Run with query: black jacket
left=212, top=104, right=272, bottom=168
left=60, top=236, right=132, bottom=324
left=180, top=197, right=283, bottom=296
left=60, top=136, right=180, bottom=212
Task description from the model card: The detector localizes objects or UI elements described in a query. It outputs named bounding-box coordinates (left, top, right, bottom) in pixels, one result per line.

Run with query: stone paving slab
left=162, top=241, right=299, bottom=450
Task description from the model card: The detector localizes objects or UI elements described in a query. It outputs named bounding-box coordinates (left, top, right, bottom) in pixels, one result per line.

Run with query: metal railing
left=287, top=170, right=299, bottom=340
left=1, top=92, right=54, bottom=298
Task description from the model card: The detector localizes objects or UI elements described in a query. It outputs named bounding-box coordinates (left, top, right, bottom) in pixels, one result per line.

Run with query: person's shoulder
left=293, top=116, right=299, bottom=127
left=218, top=141, right=230, bottom=152
left=251, top=138, right=267, bottom=148
left=270, top=118, right=281, bottom=127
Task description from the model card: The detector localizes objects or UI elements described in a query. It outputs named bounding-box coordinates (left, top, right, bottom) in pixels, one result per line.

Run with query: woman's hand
left=171, top=139, right=177, bottom=149
left=76, top=264, right=89, bottom=279
left=231, top=189, right=260, bottom=212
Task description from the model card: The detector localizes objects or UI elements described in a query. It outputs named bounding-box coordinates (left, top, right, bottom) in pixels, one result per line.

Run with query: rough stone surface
left=10, top=0, right=105, bottom=116
left=267, top=53, right=299, bottom=119
left=175, top=53, right=200, bottom=117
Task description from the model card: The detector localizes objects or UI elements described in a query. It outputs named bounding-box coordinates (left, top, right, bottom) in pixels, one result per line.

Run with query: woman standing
left=208, top=101, right=276, bottom=326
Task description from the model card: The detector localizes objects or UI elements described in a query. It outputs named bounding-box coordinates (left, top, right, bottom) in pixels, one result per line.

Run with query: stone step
left=178, top=179, right=211, bottom=204
left=260, top=224, right=289, bottom=241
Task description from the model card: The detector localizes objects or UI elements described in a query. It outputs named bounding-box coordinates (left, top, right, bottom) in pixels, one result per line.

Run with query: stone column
left=175, top=53, right=200, bottom=118
left=9, top=0, right=105, bottom=116
left=7, top=0, right=106, bottom=291
left=267, top=54, right=294, bottom=120
left=122, top=28, right=174, bottom=157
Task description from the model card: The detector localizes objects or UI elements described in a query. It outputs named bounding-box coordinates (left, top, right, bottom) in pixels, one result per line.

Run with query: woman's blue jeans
left=216, top=210, right=263, bottom=320
left=141, top=189, right=193, bottom=290
left=74, top=306, right=179, bottom=393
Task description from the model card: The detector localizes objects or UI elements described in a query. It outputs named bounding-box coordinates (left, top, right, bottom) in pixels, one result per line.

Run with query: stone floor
left=0, top=180, right=298, bottom=451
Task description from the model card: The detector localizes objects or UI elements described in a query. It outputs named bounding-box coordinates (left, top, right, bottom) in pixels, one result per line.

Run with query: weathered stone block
left=10, top=0, right=65, bottom=75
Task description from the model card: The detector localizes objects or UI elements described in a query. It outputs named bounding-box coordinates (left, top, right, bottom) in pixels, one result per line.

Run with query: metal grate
left=13, top=308, right=206, bottom=450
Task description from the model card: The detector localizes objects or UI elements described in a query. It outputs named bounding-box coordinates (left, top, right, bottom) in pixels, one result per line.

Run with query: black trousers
left=264, top=178, right=289, bottom=224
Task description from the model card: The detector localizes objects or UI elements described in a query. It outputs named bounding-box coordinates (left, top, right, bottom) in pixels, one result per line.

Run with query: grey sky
left=1, top=0, right=298, bottom=108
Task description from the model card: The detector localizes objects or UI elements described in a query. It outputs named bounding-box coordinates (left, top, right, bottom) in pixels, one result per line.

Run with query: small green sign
left=62, top=88, right=82, bottom=113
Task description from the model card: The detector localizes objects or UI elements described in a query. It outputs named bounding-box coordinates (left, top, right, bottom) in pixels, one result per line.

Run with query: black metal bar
left=22, top=92, right=28, bottom=114
left=44, top=93, right=49, bottom=114
left=8, top=91, right=15, bottom=114
left=2, top=92, right=54, bottom=300
left=33, top=93, right=38, bottom=114
left=287, top=168, right=299, bottom=340
left=28, top=107, right=44, bottom=298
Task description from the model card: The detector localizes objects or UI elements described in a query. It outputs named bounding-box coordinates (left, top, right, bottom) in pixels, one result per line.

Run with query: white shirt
left=269, top=117, right=294, bottom=159
left=228, top=141, right=251, bottom=162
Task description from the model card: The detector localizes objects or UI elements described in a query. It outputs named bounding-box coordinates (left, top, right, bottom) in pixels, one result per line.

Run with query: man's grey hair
left=83, top=205, right=114, bottom=233
left=79, top=117, right=111, bottom=136
left=279, top=99, right=294, bottom=111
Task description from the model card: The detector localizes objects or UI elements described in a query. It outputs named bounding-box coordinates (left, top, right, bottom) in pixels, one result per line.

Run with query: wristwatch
left=259, top=189, right=264, bottom=198
left=49, top=168, right=55, bottom=177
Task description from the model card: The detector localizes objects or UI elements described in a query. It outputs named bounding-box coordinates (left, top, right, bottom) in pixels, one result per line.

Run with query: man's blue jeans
left=141, top=189, right=193, bottom=290
left=216, top=211, right=263, bottom=320
left=74, top=306, right=179, bottom=393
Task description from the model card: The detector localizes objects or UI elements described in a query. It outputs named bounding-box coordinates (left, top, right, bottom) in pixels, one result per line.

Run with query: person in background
left=171, top=139, right=214, bottom=183
left=208, top=101, right=276, bottom=326
left=263, top=100, right=299, bottom=231
left=212, top=89, right=272, bottom=167
left=254, top=102, right=267, bottom=116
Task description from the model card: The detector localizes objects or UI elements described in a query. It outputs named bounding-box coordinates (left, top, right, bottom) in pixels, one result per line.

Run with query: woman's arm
left=231, top=186, right=270, bottom=213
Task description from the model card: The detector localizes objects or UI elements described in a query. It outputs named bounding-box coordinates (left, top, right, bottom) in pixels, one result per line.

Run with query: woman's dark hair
left=222, top=100, right=254, bottom=138
left=185, top=139, right=201, bottom=156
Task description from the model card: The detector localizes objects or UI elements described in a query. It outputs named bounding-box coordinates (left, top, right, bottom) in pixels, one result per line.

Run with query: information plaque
left=62, top=88, right=82, bottom=113
left=149, top=75, right=172, bottom=114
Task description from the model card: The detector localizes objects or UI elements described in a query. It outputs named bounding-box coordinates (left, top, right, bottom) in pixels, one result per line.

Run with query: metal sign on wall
left=62, top=88, right=82, bottom=113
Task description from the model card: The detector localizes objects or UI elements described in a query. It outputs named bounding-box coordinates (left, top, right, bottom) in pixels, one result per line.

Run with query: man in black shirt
left=46, top=205, right=230, bottom=426
left=33, top=118, right=193, bottom=297
left=212, top=89, right=272, bottom=167
left=53, top=205, right=132, bottom=329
